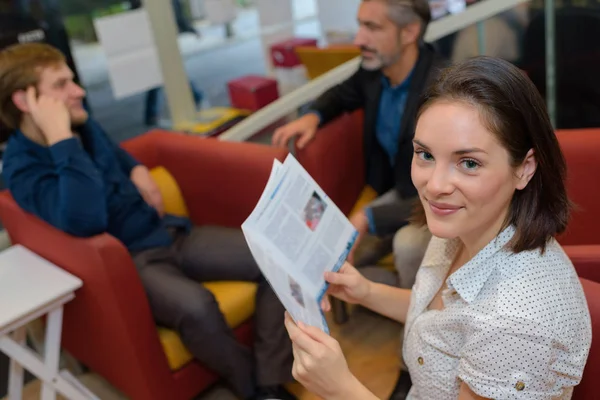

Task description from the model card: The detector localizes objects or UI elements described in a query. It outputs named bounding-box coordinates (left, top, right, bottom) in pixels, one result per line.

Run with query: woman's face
left=411, top=101, right=536, bottom=249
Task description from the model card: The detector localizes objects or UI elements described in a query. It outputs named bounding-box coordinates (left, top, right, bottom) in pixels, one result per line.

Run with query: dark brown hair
left=0, top=43, right=65, bottom=130
left=411, top=56, right=570, bottom=253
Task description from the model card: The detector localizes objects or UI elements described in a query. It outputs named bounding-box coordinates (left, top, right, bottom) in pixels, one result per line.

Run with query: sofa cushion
left=349, top=185, right=394, bottom=267
left=349, top=185, right=378, bottom=216
left=149, top=166, right=190, bottom=217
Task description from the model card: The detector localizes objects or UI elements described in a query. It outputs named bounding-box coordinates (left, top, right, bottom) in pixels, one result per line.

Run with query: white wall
left=316, top=0, right=360, bottom=41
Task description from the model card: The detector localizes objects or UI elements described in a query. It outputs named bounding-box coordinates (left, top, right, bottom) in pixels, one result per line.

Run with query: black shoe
left=388, top=371, right=412, bottom=400
left=252, top=385, right=297, bottom=400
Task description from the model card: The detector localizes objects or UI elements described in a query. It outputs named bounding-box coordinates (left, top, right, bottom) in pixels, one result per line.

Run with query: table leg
left=0, top=298, right=95, bottom=400
left=41, top=306, right=63, bottom=400
left=7, top=326, right=26, bottom=400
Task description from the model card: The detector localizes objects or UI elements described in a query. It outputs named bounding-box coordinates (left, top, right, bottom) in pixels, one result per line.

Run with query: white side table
left=0, top=245, right=96, bottom=399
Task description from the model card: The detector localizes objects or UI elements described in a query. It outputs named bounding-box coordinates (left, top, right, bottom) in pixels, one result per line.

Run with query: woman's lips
left=428, top=200, right=462, bottom=216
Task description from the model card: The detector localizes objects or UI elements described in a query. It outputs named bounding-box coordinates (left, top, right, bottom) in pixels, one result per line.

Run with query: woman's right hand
left=321, top=262, right=371, bottom=311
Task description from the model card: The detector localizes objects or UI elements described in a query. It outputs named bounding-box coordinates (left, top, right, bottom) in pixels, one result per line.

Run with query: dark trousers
left=132, top=226, right=293, bottom=398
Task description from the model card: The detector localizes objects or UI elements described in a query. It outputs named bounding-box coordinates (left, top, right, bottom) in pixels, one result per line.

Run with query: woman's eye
left=416, top=150, right=434, bottom=161
left=461, top=159, right=480, bottom=170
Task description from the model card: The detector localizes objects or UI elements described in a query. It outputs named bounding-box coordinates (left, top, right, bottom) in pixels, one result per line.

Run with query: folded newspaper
left=241, top=154, right=358, bottom=334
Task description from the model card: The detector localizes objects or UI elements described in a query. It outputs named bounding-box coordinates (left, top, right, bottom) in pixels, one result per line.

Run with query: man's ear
left=11, top=90, right=30, bottom=113
left=400, top=21, right=421, bottom=46
left=515, top=149, right=537, bottom=190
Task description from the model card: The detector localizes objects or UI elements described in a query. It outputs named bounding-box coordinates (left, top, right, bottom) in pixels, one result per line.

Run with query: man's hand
left=130, top=165, right=165, bottom=216
left=24, top=86, right=72, bottom=145
left=347, top=210, right=370, bottom=264
left=272, top=113, right=320, bottom=149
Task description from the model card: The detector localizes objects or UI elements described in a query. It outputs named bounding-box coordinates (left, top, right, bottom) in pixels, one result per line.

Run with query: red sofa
left=0, top=131, right=288, bottom=400
left=556, top=128, right=600, bottom=399
left=296, top=113, right=600, bottom=398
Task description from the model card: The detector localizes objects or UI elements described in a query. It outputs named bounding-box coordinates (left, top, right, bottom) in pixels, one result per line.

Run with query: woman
left=284, top=56, right=592, bottom=400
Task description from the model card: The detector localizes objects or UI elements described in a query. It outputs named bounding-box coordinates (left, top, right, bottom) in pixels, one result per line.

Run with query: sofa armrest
left=124, top=131, right=289, bottom=227
left=294, top=110, right=366, bottom=215
left=574, top=278, right=600, bottom=400
left=0, top=191, right=174, bottom=398
left=564, top=245, right=600, bottom=284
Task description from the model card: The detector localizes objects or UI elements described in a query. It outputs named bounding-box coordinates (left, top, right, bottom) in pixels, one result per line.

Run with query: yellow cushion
left=149, top=166, right=190, bottom=217
left=147, top=167, right=258, bottom=371
left=157, top=281, right=257, bottom=371
left=296, top=46, right=361, bottom=80
left=348, top=185, right=378, bottom=217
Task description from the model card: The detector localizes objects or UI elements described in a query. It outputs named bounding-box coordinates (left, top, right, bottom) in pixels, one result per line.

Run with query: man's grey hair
left=365, top=0, right=432, bottom=40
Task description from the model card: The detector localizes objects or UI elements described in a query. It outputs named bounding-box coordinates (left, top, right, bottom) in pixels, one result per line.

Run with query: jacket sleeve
left=6, top=138, right=108, bottom=237
left=113, top=145, right=140, bottom=176
left=309, top=67, right=366, bottom=126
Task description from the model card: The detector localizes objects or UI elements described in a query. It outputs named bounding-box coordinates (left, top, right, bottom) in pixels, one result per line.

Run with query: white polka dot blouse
left=403, top=225, right=592, bottom=399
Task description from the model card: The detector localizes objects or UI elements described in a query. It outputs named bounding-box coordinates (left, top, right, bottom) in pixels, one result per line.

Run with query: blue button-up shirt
left=364, top=71, right=413, bottom=234
left=375, top=70, right=413, bottom=166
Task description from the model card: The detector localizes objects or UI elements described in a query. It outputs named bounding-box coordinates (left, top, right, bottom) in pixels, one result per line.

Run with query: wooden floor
left=3, top=308, right=402, bottom=400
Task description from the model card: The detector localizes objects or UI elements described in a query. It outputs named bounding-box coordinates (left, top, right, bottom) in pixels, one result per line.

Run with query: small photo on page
left=303, top=191, right=327, bottom=231
left=288, top=275, right=305, bottom=308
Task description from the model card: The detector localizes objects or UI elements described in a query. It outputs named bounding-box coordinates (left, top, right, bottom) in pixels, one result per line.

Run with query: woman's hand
left=284, top=312, right=360, bottom=400
left=321, top=262, right=372, bottom=311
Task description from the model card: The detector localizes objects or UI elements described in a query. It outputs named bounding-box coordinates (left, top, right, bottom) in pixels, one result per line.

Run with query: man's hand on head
left=24, top=86, right=72, bottom=146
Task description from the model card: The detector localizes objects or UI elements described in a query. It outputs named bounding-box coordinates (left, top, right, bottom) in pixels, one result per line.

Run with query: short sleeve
left=457, top=315, right=583, bottom=400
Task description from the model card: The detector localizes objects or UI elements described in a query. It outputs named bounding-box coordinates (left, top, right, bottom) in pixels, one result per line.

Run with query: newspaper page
left=242, top=154, right=358, bottom=334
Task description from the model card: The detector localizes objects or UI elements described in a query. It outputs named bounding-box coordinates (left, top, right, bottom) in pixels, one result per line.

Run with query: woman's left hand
left=284, top=312, right=356, bottom=399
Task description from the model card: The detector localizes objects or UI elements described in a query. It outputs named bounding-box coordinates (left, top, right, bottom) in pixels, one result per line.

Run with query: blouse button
left=417, top=357, right=424, bottom=366
left=515, top=381, right=525, bottom=391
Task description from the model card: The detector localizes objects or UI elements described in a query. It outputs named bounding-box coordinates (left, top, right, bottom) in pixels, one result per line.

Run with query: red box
left=227, top=75, right=280, bottom=112
left=270, top=37, right=318, bottom=68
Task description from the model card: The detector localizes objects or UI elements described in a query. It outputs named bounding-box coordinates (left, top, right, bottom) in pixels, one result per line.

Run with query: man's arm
left=309, top=68, right=366, bottom=127
left=114, top=145, right=140, bottom=176
left=6, top=138, right=108, bottom=237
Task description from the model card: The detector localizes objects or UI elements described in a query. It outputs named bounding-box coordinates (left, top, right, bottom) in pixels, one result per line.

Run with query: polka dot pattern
left=403, top=226, right=592, bottom=399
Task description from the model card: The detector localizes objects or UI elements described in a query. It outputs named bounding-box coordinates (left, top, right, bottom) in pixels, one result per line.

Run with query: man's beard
left=69, top=109, right=89, bottom=127
left=360, top=46, right=403, bottom=71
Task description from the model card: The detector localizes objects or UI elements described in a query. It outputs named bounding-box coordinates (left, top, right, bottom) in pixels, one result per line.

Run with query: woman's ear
left=11, top=90, right=30, bottom=113
left=515, top=149, right=537, bottom=190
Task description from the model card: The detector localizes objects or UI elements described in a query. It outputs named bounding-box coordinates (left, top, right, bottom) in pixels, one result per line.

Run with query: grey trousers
left=355, top=189, right=431, bottom=290
left=132, top=226, right=293, bottom=398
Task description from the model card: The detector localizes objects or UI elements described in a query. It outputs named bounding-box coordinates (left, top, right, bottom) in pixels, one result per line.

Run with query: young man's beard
left=70, top=109, right=89, bottom=127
